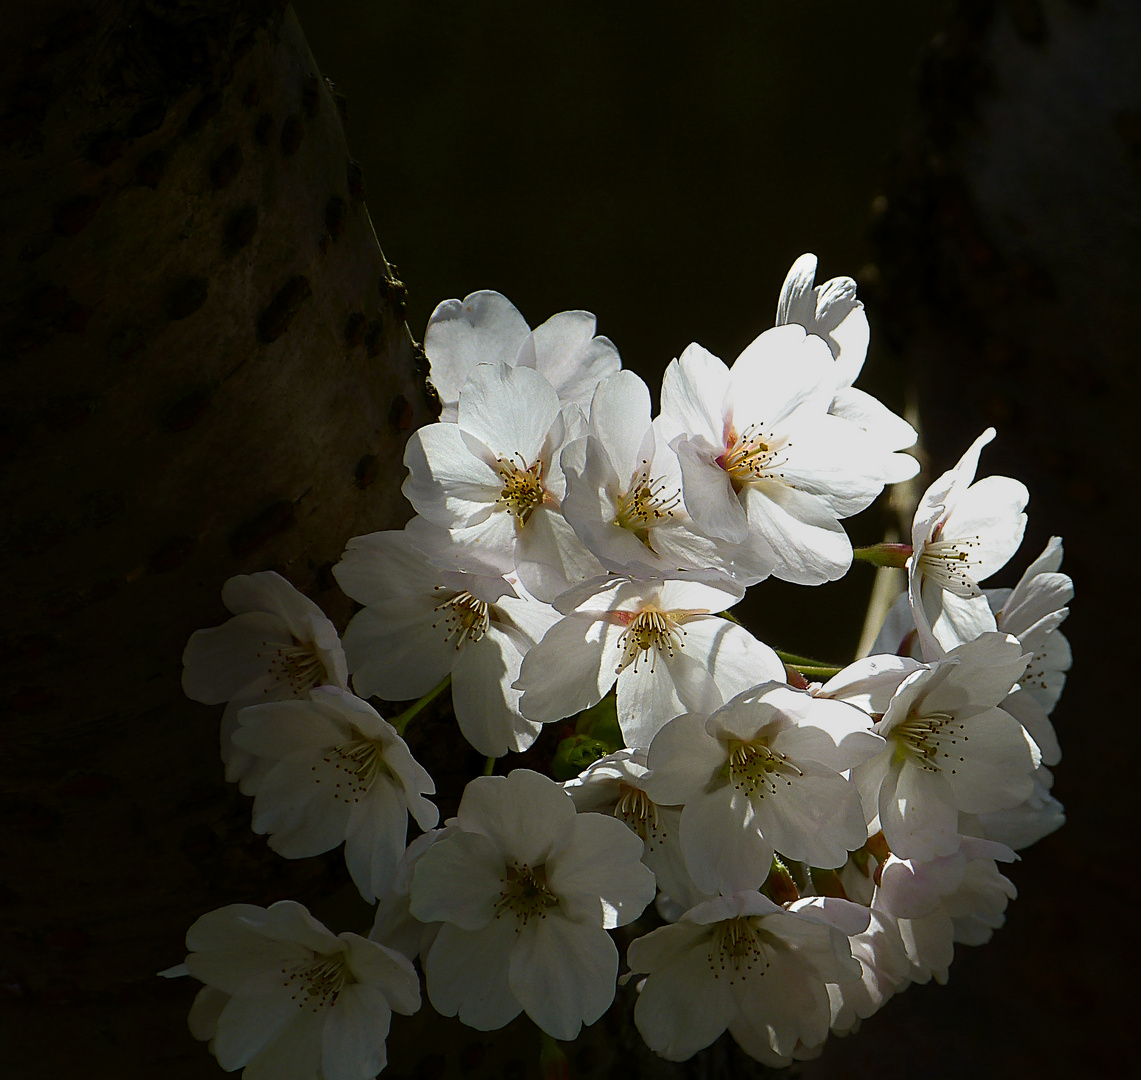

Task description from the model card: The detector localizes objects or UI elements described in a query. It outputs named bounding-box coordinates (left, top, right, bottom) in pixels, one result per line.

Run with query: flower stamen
left=495, top=861, right=559, bottom=929
left=717, top=422, right=791, bottom=490
left=315, top=739, right=392, bottom=802
left=432, top=591, right=491, bottom=649
left=615, top=460, right=681, bottom=539
left=496, top=453, right=546, bottom=525
left=708, top=916, right=775, bottom=982
left=615, top=607, right=687, bottom=674
left=614, top=784, right=664, bottom=850
left=725, top=740, right=804, bottom=798
left=892, top=711, right=968, bottom=774
left=281, top=954, right=349, bottom=1012
left=261, top=641, right=327, bottom=694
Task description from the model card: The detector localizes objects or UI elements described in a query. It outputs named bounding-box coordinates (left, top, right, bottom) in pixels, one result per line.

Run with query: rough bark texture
left=0, top=3, right=431, bottom=1075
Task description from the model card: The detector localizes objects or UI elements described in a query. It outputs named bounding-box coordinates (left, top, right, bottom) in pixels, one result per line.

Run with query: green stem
left=774, top=650, right=843, bottom=678
left=853, top=542, right=912, bottom=568
left=483, top=755, right=496, bottom=776
left=717, top=608, right=741, bottom=624
left=388, top=674, right=452, bottom=736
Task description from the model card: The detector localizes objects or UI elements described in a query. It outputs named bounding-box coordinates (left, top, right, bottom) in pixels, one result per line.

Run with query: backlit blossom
left=402, top=362, right=602, bottom=601
left=232, top=687, right=438, bottom=903
left=643, top=683, right=883, bottom=893
left=333, top=521, right=560, bottom=756
left=515, top=578, right=785, bottom=749
left=907, top=428, right=1028, bottom=657
left=410, top=770, right=655, bottom=1039
left=423, top=290, right=620, bottom=422
left=660, top=328, right=892, bottom=584
left=627, top=891, right=867, bottom=1064
left=169, top=900, right=420, bottom=1080
left=182, top=572, right=348, bottom=792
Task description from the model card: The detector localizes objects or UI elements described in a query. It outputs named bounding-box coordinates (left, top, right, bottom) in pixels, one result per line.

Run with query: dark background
left=287, top=0, right=1139, bottom=1077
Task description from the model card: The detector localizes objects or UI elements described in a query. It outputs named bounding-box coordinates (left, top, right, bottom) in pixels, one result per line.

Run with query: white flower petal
left=321, top=983, right=392, bottom=1080
left=410, top=829, right=504, bottom=930
left=423, top=919, right=521, bottom=1030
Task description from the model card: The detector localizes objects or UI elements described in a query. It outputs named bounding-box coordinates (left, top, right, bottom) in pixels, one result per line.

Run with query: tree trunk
left=0, top=3, right=430, bottom=1075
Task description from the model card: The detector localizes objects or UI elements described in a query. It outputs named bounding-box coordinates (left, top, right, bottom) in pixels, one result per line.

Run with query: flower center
left=615, top=461, right=681, bottom=538
left=496, top=454, right=546, bottom=525
left=432, top=590, right=491, bottom=649
left=613, top=784, right=664, bottom=850
left=725, top=739, right=803, bottom=798
left=891, top=711, right=967, bottom=774
left=916, top=536, right=982, bottom=598
left=316, top=739, right=393, bottom=802
left=282, top=954, right=349, bottom=1012
left=263, top=640, right=327, bottom=695
left=717, top=422, right=790, bottom=490
left=495, top=861, right=559, bottom=928
left=614, top=607, right=687, bottom=674
left=709, top=916, right=776, bottom=982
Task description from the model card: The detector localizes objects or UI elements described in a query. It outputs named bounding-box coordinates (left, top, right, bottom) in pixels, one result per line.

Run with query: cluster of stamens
left=613, top=784, right=664, bottom=850
left=708, top=916, right=775, bottom=982
left=260, top=639, right=327, bottom=695
left=917, top=533, right=982, bottom=598
left=892, top=711, right=968, bottom=774
left=494, top=861, right=559, bottom=929
left=615, top=461, right=681, bottom=537
left=725, top=739, right=803, bottom=799
left=281, top=954, right=349, bottom=1012
left=615, top=608, right=686, bottom=674
left=717, top=422, right=790, bottom=489
left=313, top=738, right=391, bottom=802
left=432, top=590, right=491, bottom=649
left=496, top=454, right=546, bottom=525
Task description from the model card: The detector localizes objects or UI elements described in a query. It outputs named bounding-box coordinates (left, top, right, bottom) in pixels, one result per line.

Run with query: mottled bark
left=0, top=3, right=430, bottom=1075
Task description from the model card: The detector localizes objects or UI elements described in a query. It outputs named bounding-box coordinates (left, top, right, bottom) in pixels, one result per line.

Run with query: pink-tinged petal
left=878, top=758, right=961, bottom=862
left=681, top=784, right=772, bottom=895
left=424, top=291, right=531, bottom=413
left=728, top=324, right=837, bottom=427
left=510, top=917, right=618, bottom=1039
left=409, top=829, right=504, bottom=930
left=182, top=613, right=291, bottom=704
left=733, top=955, right=832, bottom=1058
left=773, top=699, right=885, bottom=772
left=921, top=633, right=1027, bottom=714
left=897, top=911, right=955, bottom=984
left=522, top=309, right=621, bottom=409
left=588, top=370, right=652, bottom=481
left=675, top=435, right=749, bottom=543
left=516, top=506, right=605, bottom=604
left=660, top=345, right=729, bottom=444
left=342, top=601, right=454, bottom=701
left=456, top=771, right=577, bottom=865
left=617, top=651, right=709, bottom=750
left=632, top=929, right=732, bottom=1060
left=423, top=919, right=521, bottom=1030
left=515, top=615, right=622, bottom=724
left=402, top=423, right=501, bottom=527
left=750, top=762, right=867, bottom=868
left=321, top=983, right=392, bottom=1080
left=452, top=631, right=540, bottom=756
left=547, top=813, right=655, bottom=928
left=457, top=363, right=561, bottom=466
left=643, top=713, right=725, bottom=804
left=741, top=482, right=852, bottom=584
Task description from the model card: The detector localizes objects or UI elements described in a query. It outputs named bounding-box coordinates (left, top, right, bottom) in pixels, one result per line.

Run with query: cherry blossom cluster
left=164, top=254, right=1071, bottom=1077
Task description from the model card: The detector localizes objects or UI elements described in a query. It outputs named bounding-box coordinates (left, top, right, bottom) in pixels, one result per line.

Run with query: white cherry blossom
left=907, top=428, right=1028, bottom=657
left=660, top=328, right=891, bottom=585
left=333, top=522, right=560, bottom=756
left=561, top=370, right=769, bottom=586
left=515, top=578, right=784, bottom=749
left=643, top=683, right=883, bottom=893
left=182, top=572, right=348, bottom=792
left=410, top=770, right=655, bottom=1040
left=402, top=362, right=602, bottom=601
left=424, top=290, right=620, bottom=422
left=231, top=687, right=438, bottom=903
left=775, top=253, right=918, bottom=484
left=850, top=634, right=1037, bottom=862
left=169, top=900, right=420, bottom=1080
left=627, top=891, right=867, bottom=1064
